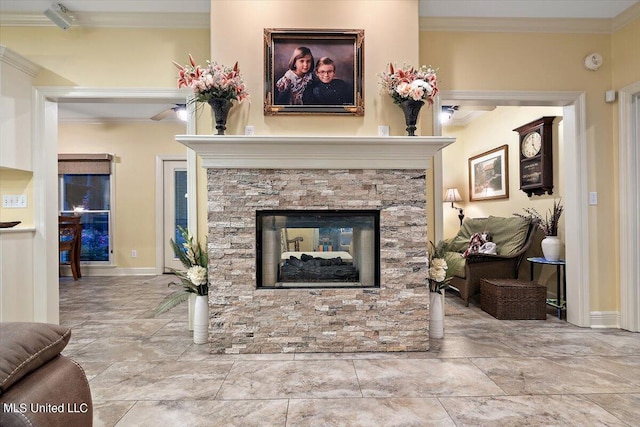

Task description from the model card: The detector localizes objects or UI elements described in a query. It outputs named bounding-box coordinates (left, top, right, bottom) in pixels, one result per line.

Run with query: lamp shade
left=443, top=188, right=462, bottom=203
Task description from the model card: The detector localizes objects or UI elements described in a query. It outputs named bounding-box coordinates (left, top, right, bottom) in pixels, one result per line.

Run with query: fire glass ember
left=256, top=210, right=380, bottom=288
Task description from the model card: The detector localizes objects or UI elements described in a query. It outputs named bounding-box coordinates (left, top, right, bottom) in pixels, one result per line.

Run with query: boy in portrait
left=302, top=57, right=353, bottom=105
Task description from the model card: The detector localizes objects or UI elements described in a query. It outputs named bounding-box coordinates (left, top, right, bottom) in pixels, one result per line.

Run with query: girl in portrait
left=275, top=46, right=314, bottom=105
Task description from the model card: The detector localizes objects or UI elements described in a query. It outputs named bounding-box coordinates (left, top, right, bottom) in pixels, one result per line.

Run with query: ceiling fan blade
left=150, top=108, right=175, bottom=121
left=456, top=105, right=496, bottom=112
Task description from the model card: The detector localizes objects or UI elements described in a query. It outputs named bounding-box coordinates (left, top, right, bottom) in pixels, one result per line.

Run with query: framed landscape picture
left=264, top=28, right=364, bottom=116
left=469, top=145, right=509, bottom=201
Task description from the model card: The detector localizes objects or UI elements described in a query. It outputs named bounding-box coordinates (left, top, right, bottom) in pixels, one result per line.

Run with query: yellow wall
left=0, top=26, right=209, bottom=269
left=59, top=122, right=187, bottom=268
left=0, top=27, right=209, bottom=87
left=610, top=15, right=640, bottom=313
left=442, top=106, right=564, bottom=238
left=210, top=0, right=423, bottom=137
left=1, top=4, right=638, bottom=314
left=421, top=18, right=640, bottom=311
left=612, top=14, right=640, bottom=88
left=441, top=106, right=563, bottom=291
left=0, top=169, right=33, bottom=225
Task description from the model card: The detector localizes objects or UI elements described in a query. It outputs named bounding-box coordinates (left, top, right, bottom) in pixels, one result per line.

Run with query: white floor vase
left=188, top=293, right=196, bottom=331
left=429, top=291, right=445, bottom=339
left=193, top=294, right=209, bottom=344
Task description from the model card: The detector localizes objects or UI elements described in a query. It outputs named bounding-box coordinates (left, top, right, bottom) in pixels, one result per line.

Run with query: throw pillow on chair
left=463, top=232, right=493, bottom=258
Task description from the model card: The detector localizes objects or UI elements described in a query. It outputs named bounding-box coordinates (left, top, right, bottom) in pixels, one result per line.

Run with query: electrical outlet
left=244, top=125, right=255, bottom=135
left=131, top=250, right=137, bottom=258
left=589, top=192, right=598, bottom=205
left=378, top=125, right=390, bottom=137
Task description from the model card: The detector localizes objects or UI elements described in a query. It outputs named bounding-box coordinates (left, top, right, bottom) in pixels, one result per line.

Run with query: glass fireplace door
left=256, top=210, right=380, bottom=288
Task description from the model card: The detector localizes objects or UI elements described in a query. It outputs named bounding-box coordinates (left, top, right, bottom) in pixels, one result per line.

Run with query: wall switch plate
left=378, top=125, right=389, bottom=137
left=244, top=125, right=255, bottom=135
left=589, top=192, right=598, bottom=205
left=605, top=90, right=616, bottom=103
left=2, top=195, right=27, bottom=208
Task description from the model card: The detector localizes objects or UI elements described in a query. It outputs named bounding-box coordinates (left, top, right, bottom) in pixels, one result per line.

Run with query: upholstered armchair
left=445, top=216, right=539, bottom=306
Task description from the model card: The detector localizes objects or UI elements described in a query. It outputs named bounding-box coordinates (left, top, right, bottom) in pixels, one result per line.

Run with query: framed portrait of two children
left=264, top=28, right=364, bottom=116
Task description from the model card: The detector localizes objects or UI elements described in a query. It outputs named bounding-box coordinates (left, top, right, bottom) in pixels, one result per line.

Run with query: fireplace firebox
left=256, top=210, right=380, bottom=288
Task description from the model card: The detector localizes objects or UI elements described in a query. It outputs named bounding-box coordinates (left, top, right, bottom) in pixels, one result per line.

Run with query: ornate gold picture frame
left=264, top=28, right=364, bottom=116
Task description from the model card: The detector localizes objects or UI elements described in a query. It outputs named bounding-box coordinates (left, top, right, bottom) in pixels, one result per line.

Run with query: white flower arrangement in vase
left=148, top=226, right=208, bottom=316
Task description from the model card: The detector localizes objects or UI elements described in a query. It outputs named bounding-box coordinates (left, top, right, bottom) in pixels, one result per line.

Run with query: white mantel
left=175, top=135, right=455, bottom=169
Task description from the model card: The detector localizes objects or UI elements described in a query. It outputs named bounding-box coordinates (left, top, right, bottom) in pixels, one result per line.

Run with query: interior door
left=163, top=160, right=188, bottom=272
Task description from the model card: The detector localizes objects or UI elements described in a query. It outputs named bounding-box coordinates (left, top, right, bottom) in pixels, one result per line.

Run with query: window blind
left=58, top=153, right=113, bottom=175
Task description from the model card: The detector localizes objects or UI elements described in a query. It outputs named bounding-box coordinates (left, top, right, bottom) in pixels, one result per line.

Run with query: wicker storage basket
left=480, top=279, right=546, bottom=320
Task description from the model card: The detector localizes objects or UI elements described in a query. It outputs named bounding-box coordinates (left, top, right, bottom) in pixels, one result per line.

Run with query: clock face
left=521, top=131, right=542, bottom=158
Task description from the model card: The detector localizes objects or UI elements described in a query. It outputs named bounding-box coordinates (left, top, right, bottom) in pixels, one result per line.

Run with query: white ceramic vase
left=193, top=294, right=209, bottom=344
left=429, top=291, right=445, bottom=339
left=541, top=236, right=561, bottom=261
left=188, top=293, right=196, bottom=331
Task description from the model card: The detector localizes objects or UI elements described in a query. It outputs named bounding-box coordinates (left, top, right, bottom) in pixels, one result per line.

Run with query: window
left=58, top=154, right=113, bottom=263
left=174, top=169, right=188, bottom=248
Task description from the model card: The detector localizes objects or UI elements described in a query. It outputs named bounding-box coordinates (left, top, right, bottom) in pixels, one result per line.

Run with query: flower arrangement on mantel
left=378, top=63, right=438, bottom=105
left=514, top=199, right=564, bottom=236
left=173, top=54, right=249, bottom=103
left=148, top=226, right=208, bottom=316
left=427, top=240, right=460, bottom=294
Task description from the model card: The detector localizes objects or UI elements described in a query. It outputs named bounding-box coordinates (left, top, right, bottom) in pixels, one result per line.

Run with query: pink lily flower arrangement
left=173, top=54, right=249, bottom=103
left=379, top=63, right=438, bottom=105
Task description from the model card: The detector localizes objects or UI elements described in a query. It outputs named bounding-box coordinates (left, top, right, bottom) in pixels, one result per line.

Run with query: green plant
left=146, top=226, right=208, bottom=317
left=427, top=240, right=463, bottom=294
left=514, top=199, right=564, bottom=236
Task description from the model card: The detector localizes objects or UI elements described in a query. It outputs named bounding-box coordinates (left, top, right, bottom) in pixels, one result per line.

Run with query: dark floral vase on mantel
left=208, top=98, right=233, bottom=135
left=400, top=99, right=425, bottom=136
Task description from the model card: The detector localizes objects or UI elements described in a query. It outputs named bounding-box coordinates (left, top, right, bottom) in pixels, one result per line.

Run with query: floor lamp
left=443, top=188, right=465, bottom=226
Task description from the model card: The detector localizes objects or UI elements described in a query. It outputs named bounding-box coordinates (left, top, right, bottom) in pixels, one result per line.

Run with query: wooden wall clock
left=513, top=116, right=557, bottom=196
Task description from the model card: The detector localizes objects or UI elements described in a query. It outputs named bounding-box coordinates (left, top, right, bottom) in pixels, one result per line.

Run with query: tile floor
left=59, top=275, right=640, bottom=426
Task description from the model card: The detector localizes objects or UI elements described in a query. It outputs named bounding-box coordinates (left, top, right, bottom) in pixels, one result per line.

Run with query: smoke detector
left=584, top=53, right=603, bottom=71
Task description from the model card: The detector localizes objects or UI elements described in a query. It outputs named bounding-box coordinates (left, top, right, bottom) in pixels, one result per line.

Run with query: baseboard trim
left=60, top=266, right=157, bottom=277
left=590, top=311, right=620, bottom=329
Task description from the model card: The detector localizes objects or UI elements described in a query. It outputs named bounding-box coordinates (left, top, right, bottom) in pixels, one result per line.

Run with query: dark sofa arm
left=465, top=257, right=520, bottom=277
left=465, top=253, right=516, bottom=263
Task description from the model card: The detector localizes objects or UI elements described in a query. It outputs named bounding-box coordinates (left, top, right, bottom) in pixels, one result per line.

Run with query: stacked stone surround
left=207, top=168, right=430, bottom=354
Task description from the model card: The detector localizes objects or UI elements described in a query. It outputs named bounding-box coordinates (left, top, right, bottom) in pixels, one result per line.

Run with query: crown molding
left=0, top=14, right=51, bottom=27
left=613, top=1, right=640, bottom=32
left=4, top=9, right=636, bottom=33
left=58, top=117, right=181, bottom=124
left=0, top=12, right=209, bottom=29
left=37, top=86, right=191, bottom=102
left=0, top=45, right=41, bottom=77
left=420, top=16, right=613, bottom=34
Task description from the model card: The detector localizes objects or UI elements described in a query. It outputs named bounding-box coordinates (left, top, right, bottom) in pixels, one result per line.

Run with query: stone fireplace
left=176, top=135, right=454, bottom=353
